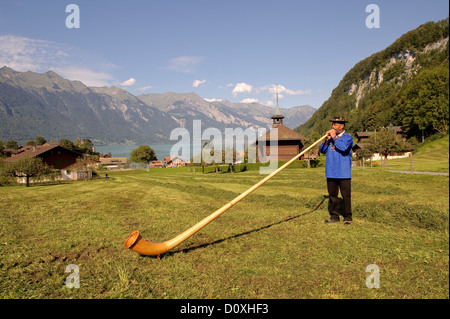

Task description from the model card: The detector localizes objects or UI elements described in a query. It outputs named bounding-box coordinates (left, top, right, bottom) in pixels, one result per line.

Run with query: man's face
left=332, top=122, right=345, bottom=134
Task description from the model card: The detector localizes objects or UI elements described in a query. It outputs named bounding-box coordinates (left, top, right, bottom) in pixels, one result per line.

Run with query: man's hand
left=326, top=129, right=337, bottom=140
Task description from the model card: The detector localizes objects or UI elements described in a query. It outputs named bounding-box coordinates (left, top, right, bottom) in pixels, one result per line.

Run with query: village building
left=149, top=160, right=164, bottom=168
left=164, top=155, right=188, bottom=167
left=4, top=143, right=80, bottom=169
left=98, top=157, right=128, bottom=170
left=255, top=94, right=305, bottom=162
left=352, top=126, right=415, bottom=161
left=3, top=143, right=92, bottom=181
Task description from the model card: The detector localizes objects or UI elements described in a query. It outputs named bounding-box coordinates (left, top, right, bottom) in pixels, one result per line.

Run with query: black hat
left=330, top=116, right=348, bottom=123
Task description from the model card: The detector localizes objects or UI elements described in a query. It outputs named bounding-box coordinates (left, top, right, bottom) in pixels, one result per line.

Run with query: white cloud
left=240, top=98, right=259, bottom=103
left=286, top=88, right=312, bottom=95
left=261, top=84, right=312, bottom=95
left=120, top=77, right=136, bottom=86
left=193, top=79, right=206, bottom=88
left=136, top=85, right=153, bottom=92
left=167, top=56, right=204, bottom=73
left=204, top=98, right=223, bottom=102
left=229, top=82, right=310, bottom=99
left=0, top=35, right=61, bottom=72
left=51, top=66, right=115, bottom=87
left=232, top=82, right=253, bottom=97
left=0, top=34, right=117, bottom=87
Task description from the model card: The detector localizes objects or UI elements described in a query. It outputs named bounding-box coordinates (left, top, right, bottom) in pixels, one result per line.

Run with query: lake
left=94, top=144, right=193, bottom=161
left=95, top=141, right=254, bottom=162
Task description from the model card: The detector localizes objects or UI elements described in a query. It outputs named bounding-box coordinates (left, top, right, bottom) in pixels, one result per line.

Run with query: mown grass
left=0, top=161, right=448, bottom=299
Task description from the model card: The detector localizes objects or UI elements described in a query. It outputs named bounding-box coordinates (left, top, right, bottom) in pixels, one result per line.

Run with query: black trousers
left=327, top=178, right=352, bottom=221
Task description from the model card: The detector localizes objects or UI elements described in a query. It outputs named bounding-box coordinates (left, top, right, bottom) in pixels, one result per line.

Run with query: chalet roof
left=257, top=124, right=305, bottom=142
left=3, top=144, right=79, bottom=162
left=164, top=155, right=184, bottom=163
left=391, top=126, right=406, bottom=133
left=149, top=160, right=164, bottom=167
left=99, top=157, right=127, bottom=165
left=1, top=148, right=21, bottom=155
left=353, top=142, right=415, bottom=151
left=352, top=142, right=372, bottom=150
left=356, top=126, right=405, bottom=137
left=355, top=132, right=373, bottom=138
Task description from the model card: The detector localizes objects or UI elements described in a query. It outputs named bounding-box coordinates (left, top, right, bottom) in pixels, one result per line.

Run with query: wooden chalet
left=98, top=157, right=127, bottom=170
left=354, top=131, right=373, bottom=143
left=353, top=126, right=415, bottom=161
left=149, top=160, right=164, bottom=168
left=355, top=126, right=407, bottom=144
left=3, top=143, right=81, bottom=169
left=164, top=155, right=187, bottom=167
left=3, top=143, right=92, bottom=181
left=255, top=94, right=305, bottom=162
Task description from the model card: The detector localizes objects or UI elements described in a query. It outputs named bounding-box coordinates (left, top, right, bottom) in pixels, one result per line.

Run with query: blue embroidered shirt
left=319, top=132, right=353, bottom=179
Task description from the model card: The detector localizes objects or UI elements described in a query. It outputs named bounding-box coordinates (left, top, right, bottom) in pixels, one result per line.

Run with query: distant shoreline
left=95, top=144, right=192, bottom=161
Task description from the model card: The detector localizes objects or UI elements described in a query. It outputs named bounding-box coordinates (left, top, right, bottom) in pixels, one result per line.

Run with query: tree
left=36, top=136, right=47, bottom=145
left=5, top=140, right=18, bottom=150
left=59, top=138, right=98, bottom=156
left=71, top=155, right=97, bottom=181
left=397, top=66, right=449, bottom=141
left=130, top=145, right=157, bottom=163
left=368, top=127, right=410, bottom=168
left=59, top=139, right=76, bottom=151
left=354, top=146, right=375, bottom=168
left=2, top=157, right=55, bottom=187
left=0, top=141, right=5, bottom=159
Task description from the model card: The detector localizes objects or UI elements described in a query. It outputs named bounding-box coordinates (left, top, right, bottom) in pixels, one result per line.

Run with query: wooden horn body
left=124, top=134, right=327, bottom=256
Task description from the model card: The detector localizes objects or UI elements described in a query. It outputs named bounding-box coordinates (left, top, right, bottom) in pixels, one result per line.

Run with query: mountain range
left=0, top=67, right=315, bottom=145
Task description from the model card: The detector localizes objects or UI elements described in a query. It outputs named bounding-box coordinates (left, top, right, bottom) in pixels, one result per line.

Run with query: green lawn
left=374, top=135, right=449, bottom=173
left=0, top=163, right=448, bottom=299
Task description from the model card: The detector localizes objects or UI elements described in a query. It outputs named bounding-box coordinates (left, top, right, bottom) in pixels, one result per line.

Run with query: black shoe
left=344, top=220, right=353, bottom=225
left=324, top=218, right=340, bottom=224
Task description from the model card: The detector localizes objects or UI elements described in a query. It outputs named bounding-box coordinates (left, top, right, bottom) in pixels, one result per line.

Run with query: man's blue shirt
left=319, top=132, right=353, bottom=179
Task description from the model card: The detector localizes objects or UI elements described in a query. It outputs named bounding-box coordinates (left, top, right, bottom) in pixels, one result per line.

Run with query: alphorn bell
left=124, top=134, right=327, bottom=257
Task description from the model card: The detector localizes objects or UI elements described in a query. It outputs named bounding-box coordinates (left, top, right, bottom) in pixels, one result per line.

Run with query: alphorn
left=124, top=134, right=327, bottom=257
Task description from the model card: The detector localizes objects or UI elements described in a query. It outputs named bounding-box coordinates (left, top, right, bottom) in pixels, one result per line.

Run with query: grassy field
left=0, top=157, right=448, bottom=299
left=373, top=135, right=449, bottom=173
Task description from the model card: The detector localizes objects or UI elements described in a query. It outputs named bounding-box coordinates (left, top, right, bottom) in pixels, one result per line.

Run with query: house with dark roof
left=3, top=143, right=91, bottom=181
left=164, top=155, right=188, bottom=167
left=149, top=160, right=164, bottom=168
left=98, top=157, right=128, bottom=170
left=352, top=126, right=415, bottom=162
left=4, top=144, right=81, bottom=169
left=255, top=95, right=305, bottom=162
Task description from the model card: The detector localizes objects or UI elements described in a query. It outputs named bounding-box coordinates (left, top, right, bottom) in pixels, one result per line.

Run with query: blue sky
left=0, top=0, right=448, bottom=109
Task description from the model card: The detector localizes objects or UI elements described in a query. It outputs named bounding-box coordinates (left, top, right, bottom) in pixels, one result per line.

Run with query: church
left=256, top=94, right=306, bottom=162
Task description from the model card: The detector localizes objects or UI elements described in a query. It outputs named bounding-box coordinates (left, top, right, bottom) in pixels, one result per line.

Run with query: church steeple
left=271, top=88, right=284, bottom=125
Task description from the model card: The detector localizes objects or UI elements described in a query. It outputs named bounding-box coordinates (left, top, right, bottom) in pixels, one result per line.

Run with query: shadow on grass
left=149, top=195, right=329, bottom=259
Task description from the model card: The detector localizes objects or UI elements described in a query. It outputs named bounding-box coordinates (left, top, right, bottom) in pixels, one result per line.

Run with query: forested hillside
left=296, top=18, right=449, bottom=141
